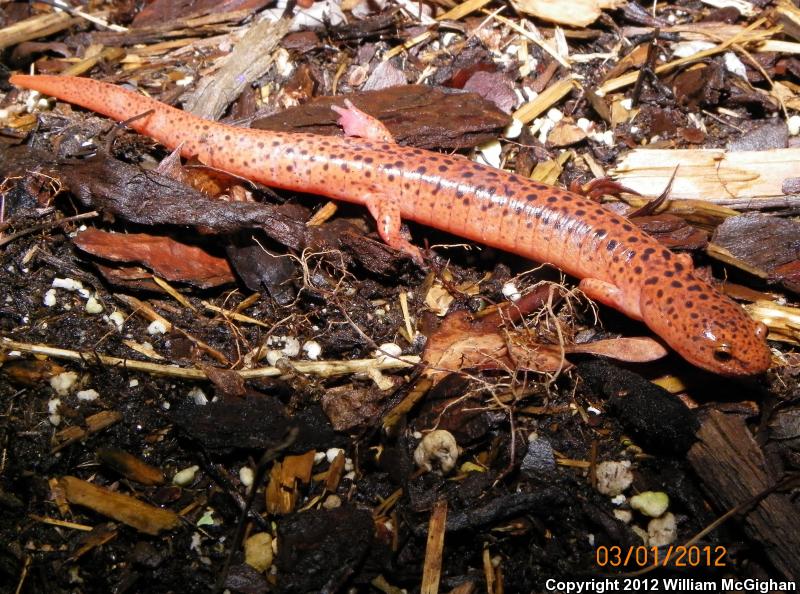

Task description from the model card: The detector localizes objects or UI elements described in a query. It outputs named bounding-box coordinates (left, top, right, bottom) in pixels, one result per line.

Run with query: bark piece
left=687, top=410, right=800, bottom=580
left=251, top=85, right=509, bottom=149
left=711, top=213, right=800, bottom=294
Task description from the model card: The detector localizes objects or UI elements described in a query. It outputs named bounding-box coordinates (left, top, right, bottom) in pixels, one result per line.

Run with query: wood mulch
left=1, top=0, right=799, bottom=592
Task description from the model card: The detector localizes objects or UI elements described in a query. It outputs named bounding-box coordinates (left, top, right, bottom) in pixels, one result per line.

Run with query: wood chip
left=612, top=148, right=800, bottom=204
left=59, top=476, right=180, bottom=535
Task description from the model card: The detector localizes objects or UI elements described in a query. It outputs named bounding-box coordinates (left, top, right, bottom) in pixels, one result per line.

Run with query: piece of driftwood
left=612, top=148, right=800, bottom=205
left=687, top=410, right=800, bottom=580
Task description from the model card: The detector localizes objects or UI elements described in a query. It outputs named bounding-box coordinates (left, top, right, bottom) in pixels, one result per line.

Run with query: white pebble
left=502, top=282, right=521, bottom=302
left=619, top=98, right=633, bottom=111
left=576, top=117, right=593, bottom=133
left=281, top=336, right=301, bottom=357
left=129, top=379, right=139, bottom=388
left=244, top=532, right=273, bottom=573
left=85, top=297, right=103, bottom=314
left=613, top=509, right=633, bottom=523
left=239, top=466, right=254, bottom=488
left=188, top=387, right=208, bottom=406
left=173, top=465, right=199, bottom=486
left=475, top=139, right=502, bottom=169
left=648, top=512, right=677, bottom=547
left=76, top=389, right=99, bottom=402
left=671, top=40, right=716, bottom=59
left=52, top=277, right=83, bottom=292
left=266, top=349, right=284, bottom=366
left=630, top=491, right=669, bottom=518
left=43, top=289, right=57, bottom=307
left=147, top=320, right=168, bottom=335
left=546, top=107, right=564, bottom=122
left=302, top=340, right=322, bottom=360
left=595, top=460, right=633, bottom=496
left=723, top=52, right=747, bottom=79
left=48, top=398, right=62, bottom=426
left=504, top=118, right=524, bottom=139
left=108, top=310, right=126, bottom=330
left=414, top=430, right=460, bottom=473
left=788, top=115, right=800, bottom=136
left=50, top=371, right=78, bottom=396
left=373, top=342, right=402, bottom=363
left=325, top=448, right=344, bottom=463
left=322, top=494, right=342, bottom=510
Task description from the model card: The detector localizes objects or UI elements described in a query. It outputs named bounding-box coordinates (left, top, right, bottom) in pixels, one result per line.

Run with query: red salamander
left=9, top=74, right=772, bottom=376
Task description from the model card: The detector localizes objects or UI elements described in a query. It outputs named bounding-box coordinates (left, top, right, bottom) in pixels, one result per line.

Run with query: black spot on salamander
left=463, top=172, right=474, bottom=178
left=644, top=277, right=659, bottom=285
left=456, top=189, right=465, bottom=198
left=663, top=270, right=674, bottom=277
left=526, top=193, right=538, bottom=201
left=438, top=165, right=448, bottom=172
left=388, top=174, right=395, bottom=181
left=698, top=293, right=710, bottom=300
left=627, top=236, right=639, bottom=243
left=622, top=223, right=633, bottom=232
left=286, top=165, right=294, bottom=172
left=416, top=166, right=427, bottom=174
left=547, top=196, right=558, bottom=203
left=656, top=289, right=664, bottom=297
left=634, top=266, right=643, bottom=274
left=687, top=284, right=701, bottom=292
left=662, top=250, right=672, bottom=260
left=225, top=134, right=231, bottom=141
left=562, top=195, right=572, bottom=201
left=674, top=262, right=685, bottom=272
left=323, top=164, right=329, bottom=171
left=641, top=247, right=656, bottom=261
left=606, top=239, right=618, bottom=250
left=575, top=209, right=586, bottom=216
left=364, top=157, right=374, bottom=164
left=462, top=198, right=470, bottom=206
left=671, top=280, right=683, bottom=288
left=685, top=301, right=694, bottom=308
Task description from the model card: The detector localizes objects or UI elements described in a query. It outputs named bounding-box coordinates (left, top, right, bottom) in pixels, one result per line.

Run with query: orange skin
left=9, top=74, right=772, bottom=375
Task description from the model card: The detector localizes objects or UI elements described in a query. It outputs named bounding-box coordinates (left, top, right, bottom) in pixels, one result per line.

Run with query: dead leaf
left=565, top=337, right=669, bottom=362
left=73, top=228, right=235, bottom=288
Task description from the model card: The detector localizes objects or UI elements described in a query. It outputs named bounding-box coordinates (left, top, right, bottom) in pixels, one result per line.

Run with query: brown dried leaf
left=423, top=311, right=565, bottom=383
left=565, top=337, right=669, bottom=362
left=73, top=228, right=235, bottom=288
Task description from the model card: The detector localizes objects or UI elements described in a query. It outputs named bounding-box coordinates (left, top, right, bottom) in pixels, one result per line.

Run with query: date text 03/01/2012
left=544, top=577, right=797, bottom=594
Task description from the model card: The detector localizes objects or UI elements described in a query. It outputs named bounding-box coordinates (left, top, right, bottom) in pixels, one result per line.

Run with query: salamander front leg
left=579, top=278, right=642, bottom=321
left=364, top=193, right=423, bottom=264
left=332, top=100, right=395, bottom=143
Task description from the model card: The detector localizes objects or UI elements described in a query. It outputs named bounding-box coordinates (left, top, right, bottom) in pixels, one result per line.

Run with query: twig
left=0, top=337, right=419, bottom=380
left=0, top=211, right=99, bottom=248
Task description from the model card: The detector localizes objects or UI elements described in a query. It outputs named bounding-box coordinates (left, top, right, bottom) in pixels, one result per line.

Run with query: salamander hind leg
left=579, top=278, right=642, bottom=321
left=332, top=99, right=395, bottom=143
left=364, top=193, right=423, bottom=264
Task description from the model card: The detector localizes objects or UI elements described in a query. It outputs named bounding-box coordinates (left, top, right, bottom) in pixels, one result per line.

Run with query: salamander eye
left=713, top=343, right=733, bottom=363
left=754, top=322, right=768, bottom=339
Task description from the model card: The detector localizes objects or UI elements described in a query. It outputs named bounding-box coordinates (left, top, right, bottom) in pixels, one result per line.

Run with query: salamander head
left=640, top=280, right=771, bottom=376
